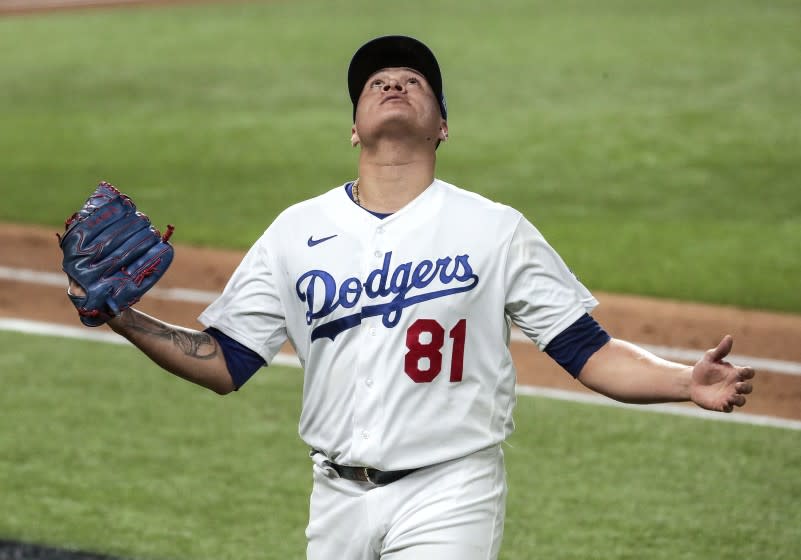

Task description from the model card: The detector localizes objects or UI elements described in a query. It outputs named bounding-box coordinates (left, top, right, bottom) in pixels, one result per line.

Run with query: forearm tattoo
left=119, top=311, right=218, bottom=360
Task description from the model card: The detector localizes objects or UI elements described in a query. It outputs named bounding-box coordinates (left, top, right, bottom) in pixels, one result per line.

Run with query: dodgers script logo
left=296, top=251, right=479, bottom=341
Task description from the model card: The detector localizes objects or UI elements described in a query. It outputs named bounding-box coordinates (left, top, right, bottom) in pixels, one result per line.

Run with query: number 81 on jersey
left=404, top=319, right=466, bottom=383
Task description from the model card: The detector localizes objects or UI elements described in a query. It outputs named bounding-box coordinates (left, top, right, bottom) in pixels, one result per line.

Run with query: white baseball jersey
left=199, top=179, right=597, bottom=471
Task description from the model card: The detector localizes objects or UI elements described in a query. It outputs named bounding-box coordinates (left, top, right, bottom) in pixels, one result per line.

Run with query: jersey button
left=376, top=227, right=384, bottom=234
left=373, top=250, right=382, bottom=258
left=362, top=430, right=370, bottom=439
left=365, top=378, right=373, bottom=387
left=368, top=327, right=376, bottom=336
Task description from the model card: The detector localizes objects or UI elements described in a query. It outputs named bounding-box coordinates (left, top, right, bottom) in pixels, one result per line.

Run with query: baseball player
left=64, top=35, right=755, bottom=559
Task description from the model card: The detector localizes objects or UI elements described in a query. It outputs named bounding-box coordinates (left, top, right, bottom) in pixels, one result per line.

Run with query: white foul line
left=514, top=384, right=801, bottom=431
left=2, top=265, right=801, bottom=376
left=0, top=317, right=302, bottom=369
left=1, top=317, right=800, bottom=432
left=508, top=330, right=801, bottom=376
left=0, top=266, right=217, bottom=304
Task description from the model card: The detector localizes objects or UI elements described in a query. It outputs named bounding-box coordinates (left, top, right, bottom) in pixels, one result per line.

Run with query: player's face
left=352, top=67, right=447, bottom=148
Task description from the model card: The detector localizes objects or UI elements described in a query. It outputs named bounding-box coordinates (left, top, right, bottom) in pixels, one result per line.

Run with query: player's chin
left=388, top=111, right=440, bottom=132
left=372, top=107, right=418, bottom=125
left=366, top=119, right=429, bottom=142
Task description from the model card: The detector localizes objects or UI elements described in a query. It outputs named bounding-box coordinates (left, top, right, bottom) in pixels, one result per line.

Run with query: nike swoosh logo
left=307, top=234, right=338, bottom=247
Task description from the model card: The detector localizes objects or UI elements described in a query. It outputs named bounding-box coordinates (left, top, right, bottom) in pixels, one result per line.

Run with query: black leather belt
left=327, top=462, right=417, bottom=485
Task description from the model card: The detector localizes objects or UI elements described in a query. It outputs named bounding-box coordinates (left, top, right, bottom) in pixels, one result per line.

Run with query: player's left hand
left=690, top=335, right=755, bottom=412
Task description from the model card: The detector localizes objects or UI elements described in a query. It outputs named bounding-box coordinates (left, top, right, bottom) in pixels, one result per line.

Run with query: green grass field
left=1, top=332, right=800, bottom=560
left=1, top=1, right=800, bottom=559
left=0, top=0, right=799, bottom=311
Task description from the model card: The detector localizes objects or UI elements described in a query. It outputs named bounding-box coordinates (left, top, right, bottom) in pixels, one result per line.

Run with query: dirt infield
left=2, top=222, right=800, bottom=421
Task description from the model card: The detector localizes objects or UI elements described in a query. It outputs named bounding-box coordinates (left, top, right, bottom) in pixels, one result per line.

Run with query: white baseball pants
left=305, top=445, right=507, bottom=560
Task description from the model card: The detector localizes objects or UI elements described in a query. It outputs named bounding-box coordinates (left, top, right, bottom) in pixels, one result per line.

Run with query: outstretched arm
left=578, top=335, right=755, bottom=412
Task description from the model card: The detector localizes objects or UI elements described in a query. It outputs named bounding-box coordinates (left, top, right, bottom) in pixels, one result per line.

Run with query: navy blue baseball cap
left=348, top=35, right=447, bottom=122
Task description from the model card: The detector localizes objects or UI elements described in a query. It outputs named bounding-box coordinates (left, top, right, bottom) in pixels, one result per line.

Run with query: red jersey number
left=404, top=319, right=467, bottom=383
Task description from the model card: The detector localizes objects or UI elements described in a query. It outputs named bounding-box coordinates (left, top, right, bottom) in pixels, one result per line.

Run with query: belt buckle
left=363, top=467, right=374, bottom=484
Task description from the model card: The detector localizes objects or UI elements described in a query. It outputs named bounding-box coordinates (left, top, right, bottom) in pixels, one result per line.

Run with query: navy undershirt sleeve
left=205, top=327, right=266, bottom=390
left=544, top=313, right=611, bottom=378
